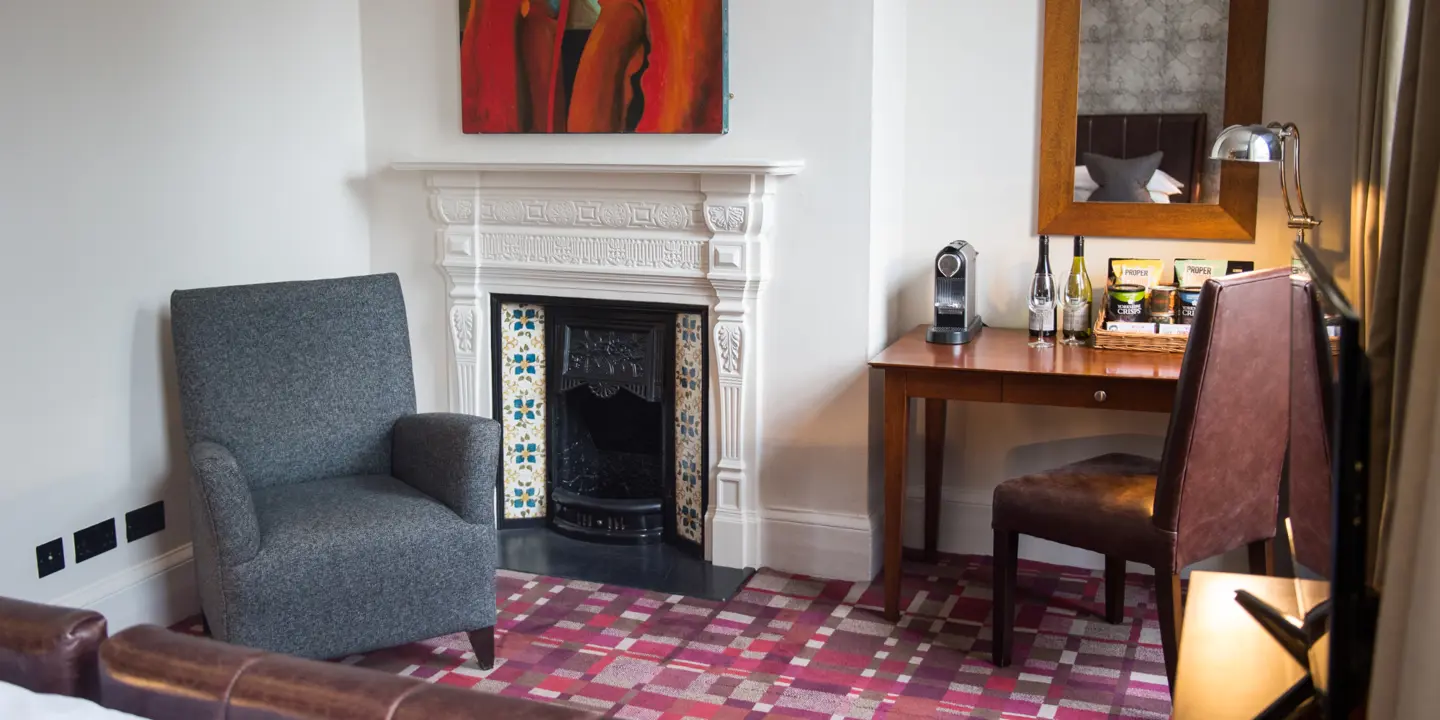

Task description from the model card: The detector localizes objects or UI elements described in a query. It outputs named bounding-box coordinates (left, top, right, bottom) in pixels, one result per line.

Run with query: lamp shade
left=1210, top=124, right=1283, bottom=162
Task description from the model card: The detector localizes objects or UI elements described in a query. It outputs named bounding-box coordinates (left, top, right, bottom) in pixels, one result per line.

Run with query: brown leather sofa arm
left=0, top=595, right=108, bottom=700
left=102, top=625, right=599, bottom=720
left=101, top=624, right=266, bottom=720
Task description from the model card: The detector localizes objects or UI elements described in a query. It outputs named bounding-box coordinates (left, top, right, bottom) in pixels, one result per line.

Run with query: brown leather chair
left=990, top=267, right=1290, bottom=687
left=0, top=595, right=107, bottom=701
left=1288, top=276, right=1334, bottom=576
left=100, top=624, right=596, bottom=720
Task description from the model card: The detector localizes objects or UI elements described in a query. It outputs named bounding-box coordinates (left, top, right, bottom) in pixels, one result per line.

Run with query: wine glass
left=1028, top=274, right=1056, bottom=349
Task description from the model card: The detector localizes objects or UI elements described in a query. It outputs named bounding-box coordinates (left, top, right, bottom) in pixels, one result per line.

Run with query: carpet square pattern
left=177, top=554, right=1174, bottom=718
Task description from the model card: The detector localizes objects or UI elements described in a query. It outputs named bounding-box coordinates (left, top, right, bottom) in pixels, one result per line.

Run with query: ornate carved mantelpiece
left=393, top=161, right=803, bottom=569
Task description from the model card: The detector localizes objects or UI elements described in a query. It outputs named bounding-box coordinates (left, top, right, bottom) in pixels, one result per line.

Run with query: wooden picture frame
left=1036, top=0, right=1270, bottom=241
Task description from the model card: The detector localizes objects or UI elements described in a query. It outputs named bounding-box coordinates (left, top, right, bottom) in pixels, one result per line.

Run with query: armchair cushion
left=225, top=475, right=496, bottom=659
left=392, top=413, right=502, bottom=526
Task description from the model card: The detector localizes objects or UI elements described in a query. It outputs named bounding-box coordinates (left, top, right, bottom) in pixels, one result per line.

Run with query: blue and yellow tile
left=674, top=313, right=705, bottom=544
left=500, top=303, right=546, bottom=520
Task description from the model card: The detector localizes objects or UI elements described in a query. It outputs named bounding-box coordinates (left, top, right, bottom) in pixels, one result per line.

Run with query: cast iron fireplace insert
left=547, top=304, right=674, bottom=544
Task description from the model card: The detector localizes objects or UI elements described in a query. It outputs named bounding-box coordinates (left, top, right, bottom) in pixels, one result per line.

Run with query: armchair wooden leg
left=992, top=529, right=1019, bottom=667
left=1248, top=538, right=1275, bottom=576
left=1156, top=572, right=1183, bottom=690
left=1104, top=556, right=1126, bottom=624
left=468, top=626, right=496, bottom=670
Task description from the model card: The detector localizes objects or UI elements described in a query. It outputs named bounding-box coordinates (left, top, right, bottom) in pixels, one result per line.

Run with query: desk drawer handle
left=1094, top=390, right=1108, bottom=403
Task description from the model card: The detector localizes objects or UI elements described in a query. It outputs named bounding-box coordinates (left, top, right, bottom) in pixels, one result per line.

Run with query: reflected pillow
left=1151, top=169, right=1186, bottom=196
left=1073, top=166, right=1186, bottom=197
left=1083, top=152, right=1165, bottom=202
left=1073, top=186, right=1177, bottom=203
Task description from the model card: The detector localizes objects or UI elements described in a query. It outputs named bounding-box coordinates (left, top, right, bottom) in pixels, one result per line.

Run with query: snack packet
left=1108, top=258, right=1164, bottom=289
left=1174, top=259, right=1228, bottom=288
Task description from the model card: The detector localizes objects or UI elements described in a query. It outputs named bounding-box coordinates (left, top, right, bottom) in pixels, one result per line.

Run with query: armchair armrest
left=188, top=442, right=260, bottom=566
left=392, top=413, right=501, bottom=526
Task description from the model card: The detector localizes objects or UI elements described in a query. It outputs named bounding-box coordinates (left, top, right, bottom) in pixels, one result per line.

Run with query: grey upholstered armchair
left=169, top=273, right=501, bottom=666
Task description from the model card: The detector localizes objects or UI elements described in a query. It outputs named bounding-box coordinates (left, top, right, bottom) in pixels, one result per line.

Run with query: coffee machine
left=926, top=241, right=982, bottom=344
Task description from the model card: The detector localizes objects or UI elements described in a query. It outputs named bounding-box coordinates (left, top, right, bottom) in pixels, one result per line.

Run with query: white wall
left=359, top=0, right=886, bottom=574
left=0, top=0, right=370, bottom=626
left=899, top=0, right=1365, bottom=570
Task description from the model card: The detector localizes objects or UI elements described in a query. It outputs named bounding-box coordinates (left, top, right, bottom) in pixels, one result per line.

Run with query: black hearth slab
left=497, top=528, right=755, bottom=602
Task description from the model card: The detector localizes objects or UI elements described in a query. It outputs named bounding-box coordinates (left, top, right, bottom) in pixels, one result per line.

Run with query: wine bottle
left=1062, top=236, right=1093, bottom=345
left=1027, top=236, right=1056, bottom=348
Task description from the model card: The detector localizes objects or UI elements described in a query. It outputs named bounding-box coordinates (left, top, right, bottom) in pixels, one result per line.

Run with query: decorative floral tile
left=500, top=304, right=546, bottom=520
left=674, top=313, right=705, bottom=545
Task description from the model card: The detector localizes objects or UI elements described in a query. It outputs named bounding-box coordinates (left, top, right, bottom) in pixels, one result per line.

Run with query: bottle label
left=1063, top=302, right=1090, bottom=332
left=1029, top=309, right=1055, bottom=332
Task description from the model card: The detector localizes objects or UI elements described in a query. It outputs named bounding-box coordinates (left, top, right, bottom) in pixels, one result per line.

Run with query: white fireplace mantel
left=394, top=160, right=803, bottom=570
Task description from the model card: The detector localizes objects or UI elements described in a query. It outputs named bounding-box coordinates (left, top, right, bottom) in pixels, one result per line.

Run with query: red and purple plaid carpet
left=179, top=553, right=1174, bottom=718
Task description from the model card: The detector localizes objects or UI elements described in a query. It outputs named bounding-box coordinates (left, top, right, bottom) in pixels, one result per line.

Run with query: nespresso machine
left=926, top=240, right=982, bottom=344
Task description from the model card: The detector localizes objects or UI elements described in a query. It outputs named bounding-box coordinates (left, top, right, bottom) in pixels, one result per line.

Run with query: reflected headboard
left=1076, top=113, right=1207, bottom=204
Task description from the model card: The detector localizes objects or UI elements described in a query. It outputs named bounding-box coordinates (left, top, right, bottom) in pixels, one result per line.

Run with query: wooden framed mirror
left=1037, top=0, right=1269, bottom=241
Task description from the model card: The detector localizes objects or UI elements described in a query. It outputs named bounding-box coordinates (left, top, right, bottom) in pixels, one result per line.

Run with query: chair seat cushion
left=992, top=453, right=1174, bottom=568
left=224, top=475, right=496, bottom=658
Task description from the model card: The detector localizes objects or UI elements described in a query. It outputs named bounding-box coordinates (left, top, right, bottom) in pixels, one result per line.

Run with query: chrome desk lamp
left=1211, top=123, right=1322, bottom=242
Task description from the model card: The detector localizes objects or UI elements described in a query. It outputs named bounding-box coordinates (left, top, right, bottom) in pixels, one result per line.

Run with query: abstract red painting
left=459, top=0, right=728, bottom=134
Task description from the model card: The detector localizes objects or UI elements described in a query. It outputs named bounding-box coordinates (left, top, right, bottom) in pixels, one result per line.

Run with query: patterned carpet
left=177, top=554, right=1174, bottom=719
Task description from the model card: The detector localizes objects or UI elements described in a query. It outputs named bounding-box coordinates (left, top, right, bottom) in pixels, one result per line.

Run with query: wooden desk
left=1173, top=571, right=1330, bottom=719
left=868, top=325, right=1185, bottom=621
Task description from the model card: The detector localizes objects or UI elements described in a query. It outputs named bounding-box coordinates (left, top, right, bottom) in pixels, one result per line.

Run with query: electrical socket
left=36, top=539, right=64, bottom=578
left=74, top=519, right=117, bottom=563
left=125, top=501, right=166, bottom=542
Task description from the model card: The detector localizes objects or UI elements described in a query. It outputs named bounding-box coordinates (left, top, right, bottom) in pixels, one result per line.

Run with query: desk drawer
left=1002, top=374, right=1174, bottom=413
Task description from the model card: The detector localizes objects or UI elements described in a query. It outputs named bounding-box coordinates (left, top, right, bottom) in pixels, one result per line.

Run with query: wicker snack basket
left=1090, top=313, right=1345, bottom=355
left=1090, top=313, right=1189, bottom=353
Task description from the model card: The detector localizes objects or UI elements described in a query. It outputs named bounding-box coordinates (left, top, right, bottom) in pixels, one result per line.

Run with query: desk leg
left=883, top=371, right=908, bottom=622
left=924, top=399, right=946, bottom=562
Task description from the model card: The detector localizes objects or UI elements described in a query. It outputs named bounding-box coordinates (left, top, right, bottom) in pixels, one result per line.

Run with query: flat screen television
left=1258, top=240, right=1380, bottom=718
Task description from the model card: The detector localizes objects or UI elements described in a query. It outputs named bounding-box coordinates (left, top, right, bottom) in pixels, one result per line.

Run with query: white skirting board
left=761, top=508, right=882, bottom=582
left=52, top=544, right=198, bottom=631
left=902, top=488, right=1247, bottom=576
left=756, top=490, right=1248, bottom=581
left=35, top=510, right=1240, bottom=628
left=901, top=489, right=1136, bottom=571
left=755, top=494, right=1117, bottom=581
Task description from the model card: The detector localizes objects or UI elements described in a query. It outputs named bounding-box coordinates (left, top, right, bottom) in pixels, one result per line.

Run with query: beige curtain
left=1366, top=0, right=1440, bottom=716
left=1351, top=0, right=1390, bottom=322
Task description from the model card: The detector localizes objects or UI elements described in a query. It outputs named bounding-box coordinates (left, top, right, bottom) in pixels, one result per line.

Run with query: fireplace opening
left=551, top=384, right=667, bottom=543
left=545, top=304, right=679, bottom=546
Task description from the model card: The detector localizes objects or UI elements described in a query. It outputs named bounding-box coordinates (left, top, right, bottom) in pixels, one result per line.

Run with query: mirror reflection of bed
left=1074, top=113, right=1206, bottom=204
left=1074, top=0, right=1229, bottom=204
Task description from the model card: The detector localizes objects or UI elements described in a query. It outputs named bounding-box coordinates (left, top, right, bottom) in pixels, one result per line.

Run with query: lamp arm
left=1267, top=122, right=1299, bottom=222
left=1284, top=123, right=1317, bottom=227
